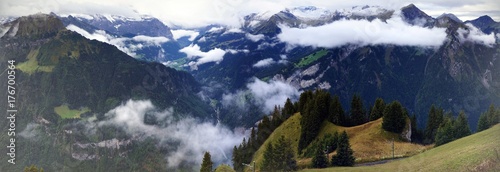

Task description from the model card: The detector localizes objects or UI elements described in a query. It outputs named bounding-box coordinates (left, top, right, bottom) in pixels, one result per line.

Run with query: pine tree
left=435, top=117, right=454, bottom=146
left=261, top=143, right=277, bottom=171
left=477, top=113, right=489, bottom=132
left=382, top=101, right=407, bottom=133
left=274, top=136, right=297, bottom=171
left=350, top=94, right=366, bottom=126
left=424, top=105, right=444, bottom=143
left=453, top=111, right=471, bottom=139
left=283, top=98, right=296, bottom=120
left=312, top=147, right=328, bottom=168
left=369, top=98, right=385, bottom=121
left=486, top=104, right=497, bottom=127
left=201, top=152, right=213, bottom=172
left=331, top=131, right=355, bottom=166
left=232, top=146, right=243, bottom=172
left=328, top=95, right=345, bottom=126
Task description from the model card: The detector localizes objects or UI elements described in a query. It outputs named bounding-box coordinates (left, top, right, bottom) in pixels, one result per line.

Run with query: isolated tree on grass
left=201, top=152, right=213, bottom=172
left=382, top=101, right=407, bottom=133
left=331, top=131, right=355, bottom=166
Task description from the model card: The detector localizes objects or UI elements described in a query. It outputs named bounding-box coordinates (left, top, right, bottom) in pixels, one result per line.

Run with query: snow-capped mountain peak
left=341, top=5, right=392, bottom=17
left=285, top=6, right=333, bottom=20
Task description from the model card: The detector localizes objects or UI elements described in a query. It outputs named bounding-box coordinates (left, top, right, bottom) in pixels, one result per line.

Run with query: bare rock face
left=401, top=120, right=412, bottom=142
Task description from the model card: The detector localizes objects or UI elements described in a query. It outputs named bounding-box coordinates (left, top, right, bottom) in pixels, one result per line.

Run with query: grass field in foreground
left=301, top=124, right=500, bottom=172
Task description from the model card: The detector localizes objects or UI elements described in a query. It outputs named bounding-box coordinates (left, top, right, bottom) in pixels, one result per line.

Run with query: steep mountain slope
left=0, top=14, right=212, bottom=171
left=56, top=13, right=184, bottom=61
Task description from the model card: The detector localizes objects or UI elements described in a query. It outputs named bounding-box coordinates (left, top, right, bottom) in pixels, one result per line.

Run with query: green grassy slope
left=249, top=114, right=429, bottom=171
left=302, top=124, right=500, bottom=172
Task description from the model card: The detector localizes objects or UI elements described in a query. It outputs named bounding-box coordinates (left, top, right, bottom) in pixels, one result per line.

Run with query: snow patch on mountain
left=286, top=6, right=333, bottom=20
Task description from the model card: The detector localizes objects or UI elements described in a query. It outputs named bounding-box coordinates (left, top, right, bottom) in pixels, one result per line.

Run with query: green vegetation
left=17, top=48, right=55, bottom=74
left=24, top=165, right=44, bottom=172
left=369, top=98, right=385, bottom=121
left=434, top=111, right=471, bottom=146
left=215, top=164, right=236, bottom=172
left=54, top=105, right=90, bottom=119
left=424, top=105, right=444, bottom=144
left=260, top=135, right=297, bottom=171
left=331, top=131, right=355, bottom=167
left=382, top=101, right=407, bottom=133
left=301, top=124, right=500, bottom=172
left=200, top=152, right=213, bottom=172
left=295, top=49, right=328, bottom=68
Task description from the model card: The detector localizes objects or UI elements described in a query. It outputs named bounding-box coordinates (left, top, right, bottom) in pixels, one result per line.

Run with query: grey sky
left=1, top=0, right=499, bottom=27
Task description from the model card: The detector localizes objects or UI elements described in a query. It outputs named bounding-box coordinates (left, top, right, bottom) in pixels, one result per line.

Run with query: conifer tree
left=201, top=152, right=213, bottom=172
left=486, top=104, right=498, bottom=127
left=382, top=101, right=407, bottom=133
left=424, top=105, right=444, bottom=143
left=453, top=111, right=471, bottom=139
left=328, top=95, right=345, bottom=125
left=283, top=98, right=296, bottom=120
left=369, top=98, right=385, bottom=121
left=312, top=147, right=328, bottom=168
left=477, top=112, right=489, bottom=132
left=331, top=131, right=355, bottom=166
left=261, top=143, right=277, bottom=171
left=435, top=117, right=454, bottom=146
left=350, top=94, right=366, bottom=126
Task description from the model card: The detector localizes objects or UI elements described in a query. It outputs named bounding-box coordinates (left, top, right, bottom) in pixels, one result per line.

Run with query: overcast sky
left=1, top=0, right=499, bottom=27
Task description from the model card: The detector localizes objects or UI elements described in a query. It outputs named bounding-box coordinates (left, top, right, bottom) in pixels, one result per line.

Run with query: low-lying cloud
left=171, top=29, right=200, bottom=41
left=277, top=14, right=448, bottom=48
left=458, top=23, right=496, bottom=47
left=99, top=100, right=244, bottom=170
left=179, top=44, right=227, bottom=70
left=67, top=24, right=170, bottom=57
left=223, top=77, right=300, bottom=113
left=246, top=33, right=265, bottom=42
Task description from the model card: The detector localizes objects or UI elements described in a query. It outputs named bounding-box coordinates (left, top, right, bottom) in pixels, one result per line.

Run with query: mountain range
left=0, top=3, right=499, bottom=171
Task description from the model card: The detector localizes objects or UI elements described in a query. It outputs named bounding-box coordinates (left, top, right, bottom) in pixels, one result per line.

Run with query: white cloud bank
left=179, top=44, right=226, bottom=70
left=99, top=100, right=244, bottom=170
left=277, top=14, right=448, bottom=48
left=253, top=58, right=275, bottom=68
left=457, top=23, right=496, bottom=47
left=245, top=33, right=265, bottom=42
left=222, top=78, right=300, bottom=113
left=67, top=24, right=169, bottom=57
left=171, top=29, right=199, bottom=41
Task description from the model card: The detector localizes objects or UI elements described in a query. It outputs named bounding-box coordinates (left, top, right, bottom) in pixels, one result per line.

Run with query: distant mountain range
left=35, top=4, right=500, bottom=130
left=0, top=3, right=499, bottom=171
